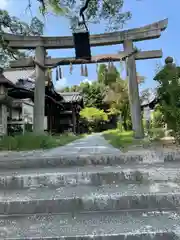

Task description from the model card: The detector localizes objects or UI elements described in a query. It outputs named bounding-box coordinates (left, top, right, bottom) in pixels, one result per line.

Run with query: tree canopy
left=35, top=0, right=131, bottom=31
left=0, top=0, right=134, bottom=67
left=62, top=63, right=133, bottom=131
left=153, top=58, right=180, bottom=141
left=0, top=9, right=44, bottom=67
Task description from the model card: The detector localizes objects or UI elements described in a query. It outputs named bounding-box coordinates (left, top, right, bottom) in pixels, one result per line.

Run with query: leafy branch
left=0, top=9, right=44, bottom=67
left=33, top=0, right=131, bottom=31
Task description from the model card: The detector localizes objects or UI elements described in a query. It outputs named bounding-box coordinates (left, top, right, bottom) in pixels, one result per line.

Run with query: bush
left=117, top=121, right=124, bottom=132
left=154, top=61, right=180, bottom=142
left=80, top=107, right=108, bottom=132
left=0, top=133, right=82, bottom=151
left=103, top=130, right=134, bottom=149
left=149, top=128, right=165, bottom=140
left=151, top=109, right=165, bottom=129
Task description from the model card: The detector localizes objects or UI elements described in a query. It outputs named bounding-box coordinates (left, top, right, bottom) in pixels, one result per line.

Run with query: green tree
left=35, top=0, right=131, bottom=30
left=61, top=86, right=70, bottom=92
left=62, top=81, right=105, bottom=109
left=80, top=107, right=108, bottom=132
left=104, top=78, right=132, bottom=130
left=80, top=107, right=108, bottom=121
left=98, top=64, right=107, bottom=84
left=151, top=106, right=165, bottom=129
left=80, top=81, right=106, bottom=109
left=98, top=63, right=132, bottom=130
left=154, top=57, right=180, bottom=141
left=98, top=63, right=120, bottom=85
left=0, top=10, right=44, bottom=67
left=0, top=0, right=134, bottom=67
left=70, top=85, right=80, bottom=92
left=62, top=64, right=132, bottom=130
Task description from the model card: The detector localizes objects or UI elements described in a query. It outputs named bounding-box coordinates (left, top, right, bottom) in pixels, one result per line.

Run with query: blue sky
left=1, top=0, right=180, bottom=91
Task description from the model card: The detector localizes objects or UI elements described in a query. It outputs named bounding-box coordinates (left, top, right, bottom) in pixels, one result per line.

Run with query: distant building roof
left=60, top=92, right=83, bottom=103
left=3, top=68, right=35, bottom=84
left=140, top=88, right=158, bottom=107
left=4, top=68, right=52, bottom=86
left=0, top=68, right=15, bottom=88
left=16, top=79, right=35, bottom=90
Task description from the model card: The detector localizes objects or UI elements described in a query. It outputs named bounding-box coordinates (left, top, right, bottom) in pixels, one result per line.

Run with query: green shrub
left=103, top=130, right=134, bottom=149
left=80, top=107, right=108, bottom=122
left=142, top=118, right=146, bottom=129
left=149, top=128, right=165, bottom=140
left=117, top=121, right=124, bottom=132
left=154, top=61, right=180, bottom=142
left=151, top=109, right=165, bottom=129
left=80, top=107, right=108, bottom=132
left=0, top=133, right=82, bottom=151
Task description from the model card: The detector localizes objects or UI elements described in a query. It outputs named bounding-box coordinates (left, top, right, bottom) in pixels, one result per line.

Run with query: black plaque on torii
left=73, top=1, right=91, bottom=60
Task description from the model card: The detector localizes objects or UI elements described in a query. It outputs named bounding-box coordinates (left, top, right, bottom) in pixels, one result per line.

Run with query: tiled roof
left=140, top=88, right=158, bottom=106
left=60, top=92, right=83, bottom=103
left=0, top=69, right=15, bottom=88
left=4, top=68, right=51, bottom=85
left=16, top=79, right=35, bottom=90
left=3, top=68, right=35, bottom=84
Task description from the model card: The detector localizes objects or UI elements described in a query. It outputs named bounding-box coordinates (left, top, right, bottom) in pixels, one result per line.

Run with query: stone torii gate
left=3, top=18, right=168, bottom=138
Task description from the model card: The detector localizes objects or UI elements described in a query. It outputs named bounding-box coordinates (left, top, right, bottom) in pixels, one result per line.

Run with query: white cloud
left=54, top=78, right=67, bottom=91
left=81, top=78, right=93, bottom=84
left=0, top=0, right=9, bottom=9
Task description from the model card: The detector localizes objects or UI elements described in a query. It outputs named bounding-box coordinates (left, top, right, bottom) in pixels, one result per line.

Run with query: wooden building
left=2, top=68, right=83, bottom=135
left=56, top=92, right=83, bottom=134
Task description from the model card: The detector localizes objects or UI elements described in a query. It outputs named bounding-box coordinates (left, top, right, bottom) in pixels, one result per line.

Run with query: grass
left=0, top=133, right=83, bottom=151
left=103, top=129, right=164, bottom=151
left=103, top=130, right=137, bottom=150
left=103, top=128, right=177, bottom=151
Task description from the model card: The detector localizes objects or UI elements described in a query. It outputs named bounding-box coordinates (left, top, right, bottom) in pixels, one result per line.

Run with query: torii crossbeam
left=9, top=50, right=163, bottom=68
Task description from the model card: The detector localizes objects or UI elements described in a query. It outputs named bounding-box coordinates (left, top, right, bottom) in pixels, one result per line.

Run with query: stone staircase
left=1, top=147, right=180, bottom=239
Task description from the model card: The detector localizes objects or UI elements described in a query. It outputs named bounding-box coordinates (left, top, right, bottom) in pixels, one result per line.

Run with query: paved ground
left=1, top=134, right=180, bottom=239
left=0, top=133, right=179, bottom=163
left=0, top=133, right=121, bottom=158
left=45, top=133, right=121, bottom=156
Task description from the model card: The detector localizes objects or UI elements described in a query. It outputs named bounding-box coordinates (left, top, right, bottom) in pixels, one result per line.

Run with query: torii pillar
left=33, top=46, right=46, bottom=134
left=123, top=40, right=144, bottom=138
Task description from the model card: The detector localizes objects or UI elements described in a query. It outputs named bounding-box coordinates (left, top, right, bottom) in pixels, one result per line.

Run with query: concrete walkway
left=0, top=133, right=179, bottom=163
left=45, top=133, right=121, bottom=156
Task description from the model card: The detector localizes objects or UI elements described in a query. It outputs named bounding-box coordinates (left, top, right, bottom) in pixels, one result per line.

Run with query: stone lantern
left=165, top=56, right=173, bottom=65
left=0, top=68, right=15, bottom=135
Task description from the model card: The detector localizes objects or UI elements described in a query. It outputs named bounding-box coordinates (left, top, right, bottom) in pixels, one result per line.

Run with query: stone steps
left=0, top=150, right=180, bottom=169
left=0, top=163, right=180, bottom=189
left=1, top=210, right=180, bottom=239
left=1, top=183, right=180, bottom=215
left=0, top=154, right=144, bottom=169
left=1, top=136, right=180, bottom=239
